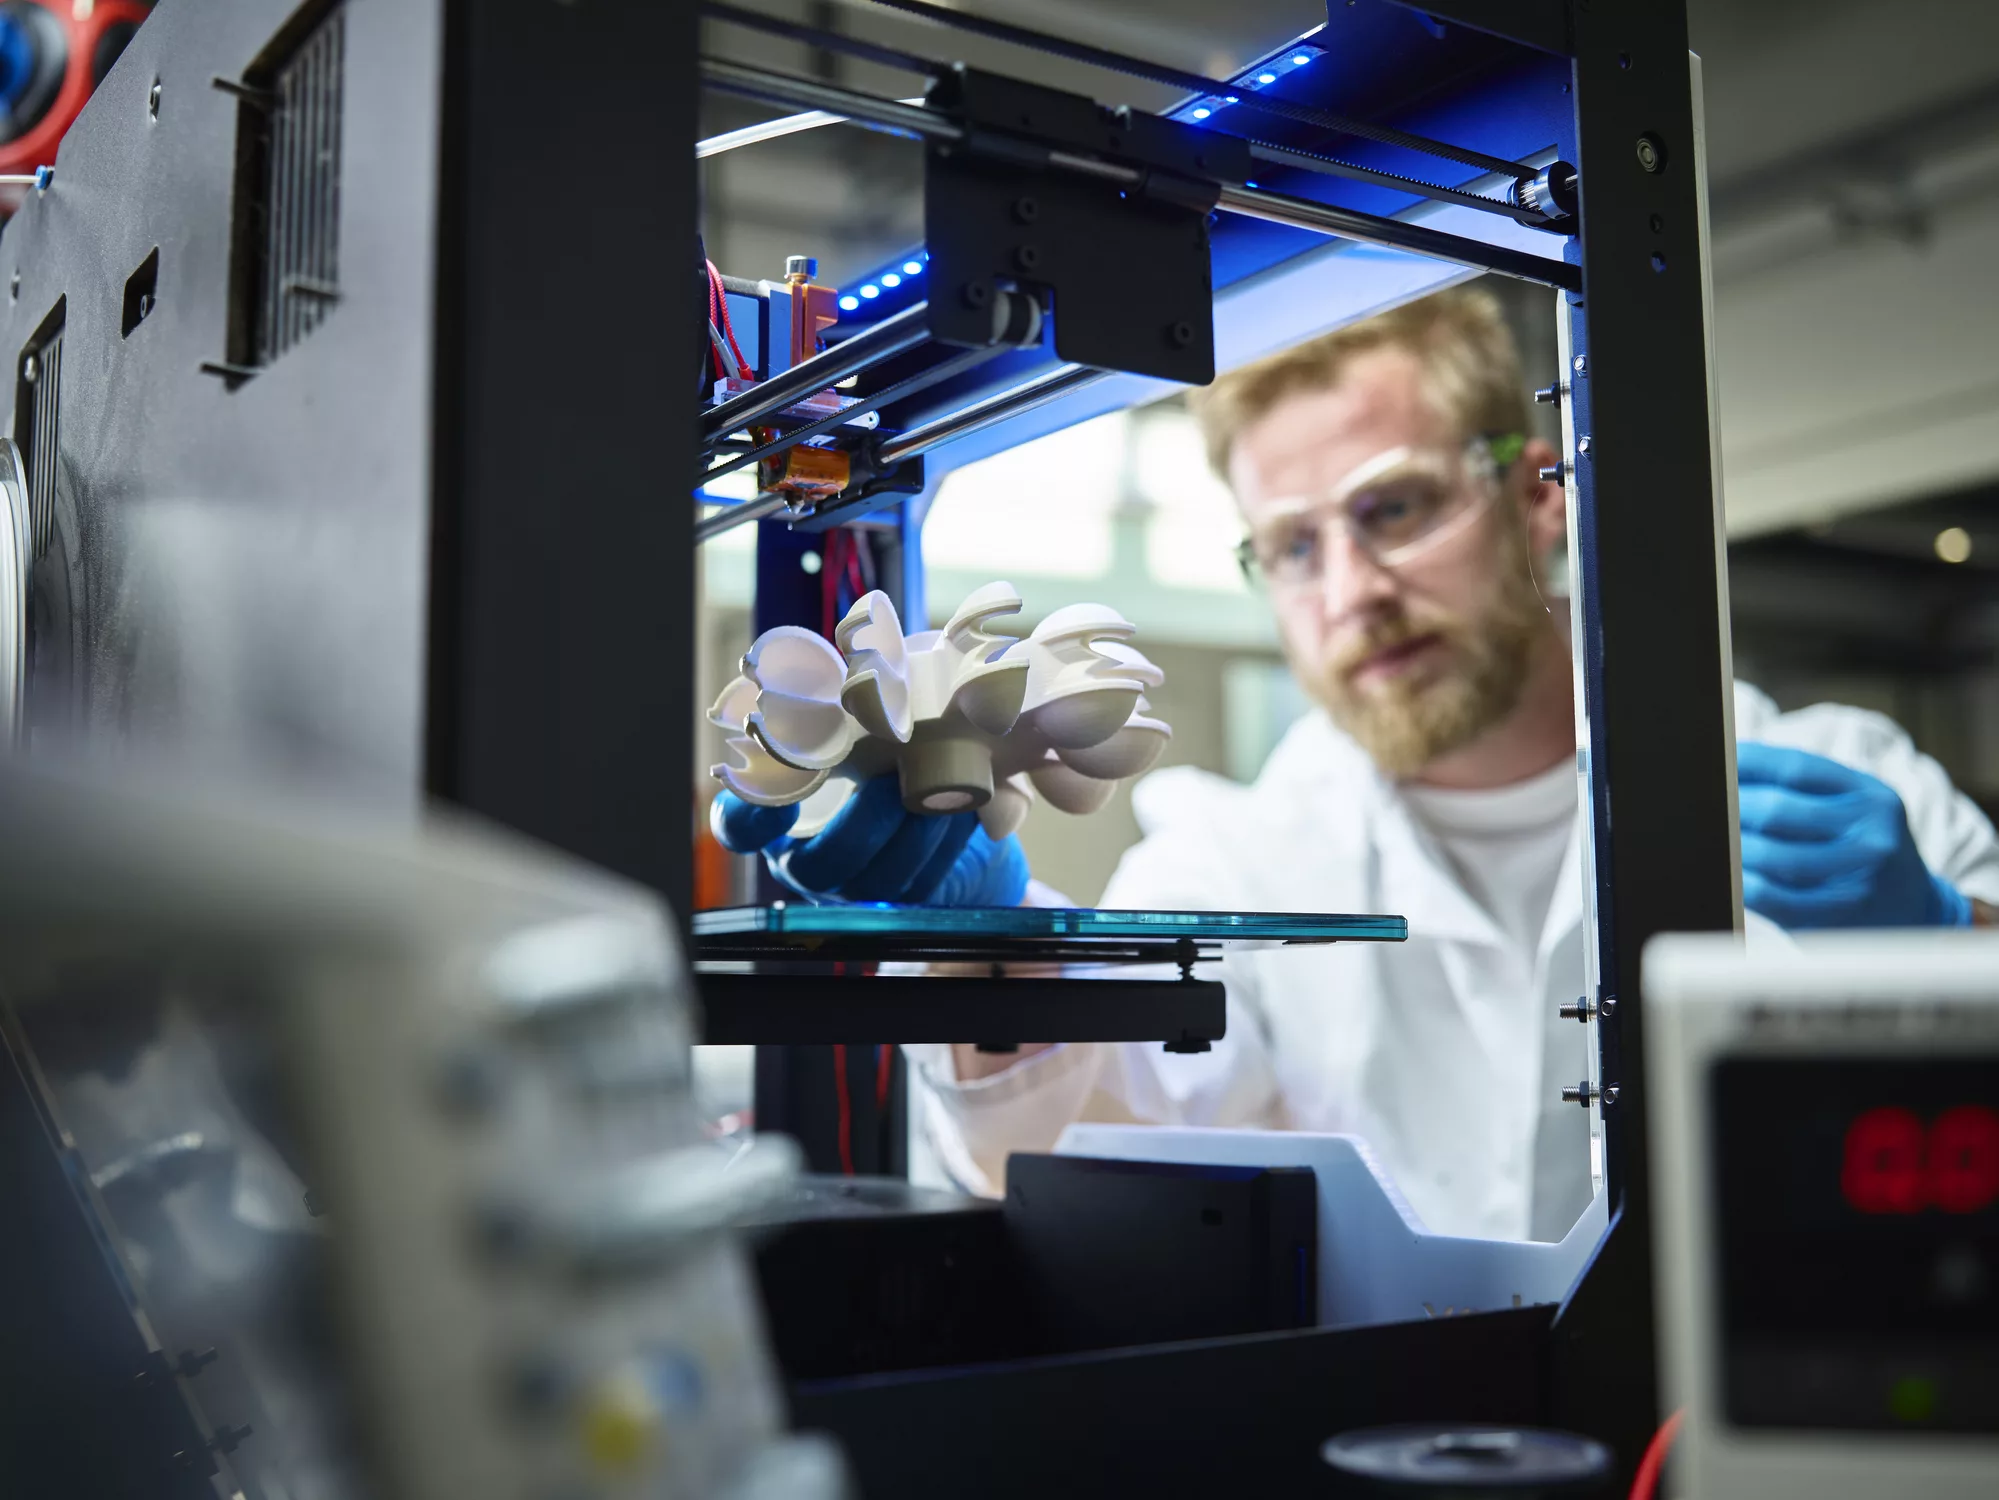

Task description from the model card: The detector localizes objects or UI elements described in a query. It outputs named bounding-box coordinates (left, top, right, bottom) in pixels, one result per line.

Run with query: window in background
left=1133, top=405, right=1248, bottom=594
left=921, top=410, right=1123, bottom=579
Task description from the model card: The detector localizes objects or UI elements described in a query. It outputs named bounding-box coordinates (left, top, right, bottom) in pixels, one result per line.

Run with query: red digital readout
left=1841, top=1105, right=1999, bottom=1215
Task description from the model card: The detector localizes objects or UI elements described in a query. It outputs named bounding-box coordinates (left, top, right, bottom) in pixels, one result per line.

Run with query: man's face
left=1228, top=347, right=1556, bottom=779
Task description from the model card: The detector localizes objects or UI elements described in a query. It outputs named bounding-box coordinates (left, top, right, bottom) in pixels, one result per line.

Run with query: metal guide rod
left=696, top=490, right=790, bottom=544
left=694, top=363, right=1101, bottom=545
left=700, top=299, right=933, bottom=446
left=1216, top=183, right=1581, bottom=292
left=697, top=59, right=1578, bottom=291
left=852, top=0, right=1536, bottom=181
left=875, top=364, right=1106, bottom=466
left=701, top=56, right=962, bottom=143
left=700, top=341, right=1008, bottom=488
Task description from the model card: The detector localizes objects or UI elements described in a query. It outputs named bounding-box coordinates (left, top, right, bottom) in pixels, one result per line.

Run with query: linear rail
left=701, top=59, right=1578, bottom=292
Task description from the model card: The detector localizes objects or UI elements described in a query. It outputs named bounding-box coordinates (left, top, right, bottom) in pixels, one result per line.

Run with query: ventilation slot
left=219, top=0, right=344, bottom=378
left=14, top=298, right=63, bottom=560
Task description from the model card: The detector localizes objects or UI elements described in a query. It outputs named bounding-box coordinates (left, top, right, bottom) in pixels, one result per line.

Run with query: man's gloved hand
left=1737, top=741, right=1971, bottom=929
left=712, top=775, right=1031, bottom=906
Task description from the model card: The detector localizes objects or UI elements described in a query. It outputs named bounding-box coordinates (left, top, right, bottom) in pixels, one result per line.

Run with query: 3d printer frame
left=692, top=0, right=1734, bottom=1492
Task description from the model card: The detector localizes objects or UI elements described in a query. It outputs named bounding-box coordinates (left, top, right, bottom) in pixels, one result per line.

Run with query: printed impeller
left=708, top=581, right=1170, bottom=839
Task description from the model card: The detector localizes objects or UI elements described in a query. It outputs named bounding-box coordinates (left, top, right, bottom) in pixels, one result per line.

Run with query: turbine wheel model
left=709, top=582, right=1171, bottom=838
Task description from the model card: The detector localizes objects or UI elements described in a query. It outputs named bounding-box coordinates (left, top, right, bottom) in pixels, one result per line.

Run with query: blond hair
left=1193, top=285, right=1529, bottom=477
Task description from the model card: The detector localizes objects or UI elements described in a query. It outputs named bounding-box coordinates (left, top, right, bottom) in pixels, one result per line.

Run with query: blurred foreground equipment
left=0, top=761, right=844, bottom=1500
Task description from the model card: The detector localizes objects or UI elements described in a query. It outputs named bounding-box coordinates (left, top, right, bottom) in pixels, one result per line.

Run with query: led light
left=1292, top=53, right=1312, bottom=65
left=1224, top=95, right=1239, bottom=103
left=1191, top=107, right=1210, bottom=119
left=1245, top=180, right=1261, bottom=188
left=838, top=295, right=859, bottom=311
left=1936, top=527, right=1973, bottom=564
left=859, top=284, right=880, bottom=299
left=881, top=272, right=901, bottom=288
left=903, top=260, right=923, bottom=275
left=801, top=551, right=822, bottom=575
left=1257, top=72, right=1276, bottom=84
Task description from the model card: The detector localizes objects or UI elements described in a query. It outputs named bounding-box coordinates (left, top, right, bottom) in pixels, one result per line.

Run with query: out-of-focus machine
left=1646, top=933, right=1999, bottom=1500
left=0, top=0, right=1765, bottom=1495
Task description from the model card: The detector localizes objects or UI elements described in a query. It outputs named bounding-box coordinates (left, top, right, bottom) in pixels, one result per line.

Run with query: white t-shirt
left=1400, top=760, right=1578, bottom=962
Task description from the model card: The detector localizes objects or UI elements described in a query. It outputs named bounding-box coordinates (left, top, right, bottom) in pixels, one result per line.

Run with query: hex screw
left=1014, top=244, right=1041, bottom=272
left=1538, top=463, right=1564, bottom=484
left=1635, top=133, right=1666, bottom=173
left=1012, top=195, right=1039, bottom=224
left=1572, top=355, right=1587, bottom=376
left=1534, top=384, right=1564, bottom=405
left=1599, top=995, right=1618, bottom=1017
left=962, top=281, right=991, bottom=309
left=1560, top=1081, right=1597, bottom=1107
left=1165, top=320, right=1194, bottom=350
left=21, top=353, right=35, bottom=384
left=148, top=79, right=161, bottom=121
left=1558, top=997, right=1595, bottom=1023
left=1577, top=435, right=1592, bottom=456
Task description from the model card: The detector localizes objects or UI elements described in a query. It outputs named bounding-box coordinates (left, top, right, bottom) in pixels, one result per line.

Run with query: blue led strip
left=838, top=248, right=927, bottom=313
left=1179, top=43, right=1323, bottom=123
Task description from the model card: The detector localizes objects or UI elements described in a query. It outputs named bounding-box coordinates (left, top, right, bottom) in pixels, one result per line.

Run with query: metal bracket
left=922, top=65, right=1248, bottom=384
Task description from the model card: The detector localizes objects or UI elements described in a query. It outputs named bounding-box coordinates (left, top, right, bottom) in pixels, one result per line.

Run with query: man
left=717, top=288, right=1999, bottom=1242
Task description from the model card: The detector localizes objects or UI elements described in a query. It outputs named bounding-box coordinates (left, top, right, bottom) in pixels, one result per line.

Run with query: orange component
left=786, top=259, right=841, bottom=371
left=759, top=444, right=849, bottom=503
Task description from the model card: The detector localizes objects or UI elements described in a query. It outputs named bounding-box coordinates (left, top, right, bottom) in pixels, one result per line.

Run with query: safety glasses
left=1235, top=432, right=1525, bottom=591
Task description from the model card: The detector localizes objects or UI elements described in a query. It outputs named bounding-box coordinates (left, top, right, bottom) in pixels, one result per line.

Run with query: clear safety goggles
left=1234, top=432, right=1526, bottom=591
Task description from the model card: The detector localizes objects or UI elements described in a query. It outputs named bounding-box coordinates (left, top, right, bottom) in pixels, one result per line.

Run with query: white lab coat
left=906, top=683, right=1999, bottom=1241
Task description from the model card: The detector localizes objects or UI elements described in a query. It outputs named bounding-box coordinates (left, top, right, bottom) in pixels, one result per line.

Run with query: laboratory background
left=2, top=1, right=1998, bottom=1498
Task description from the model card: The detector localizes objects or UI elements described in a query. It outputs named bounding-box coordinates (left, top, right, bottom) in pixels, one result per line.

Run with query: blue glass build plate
left=691, top=905, right=1406, bottom=968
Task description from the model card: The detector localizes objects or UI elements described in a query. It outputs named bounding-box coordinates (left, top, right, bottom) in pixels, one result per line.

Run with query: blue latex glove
left=713, top=775, right=1031, bottom=906
left=1737, top=741, right=1971, bottom=930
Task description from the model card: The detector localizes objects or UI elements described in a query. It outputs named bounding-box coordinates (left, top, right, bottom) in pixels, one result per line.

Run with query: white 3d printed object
left=710, top=581, right=1170, bottom=838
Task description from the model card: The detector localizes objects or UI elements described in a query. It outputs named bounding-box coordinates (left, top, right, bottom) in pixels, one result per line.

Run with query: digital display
left=1710, top=1056, right=1999, bottom=1435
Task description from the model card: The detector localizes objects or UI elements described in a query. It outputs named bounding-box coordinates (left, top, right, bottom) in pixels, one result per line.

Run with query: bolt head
left=1577, top=435, right=1591, bottom=455
left=21, top=354, right=36, bottom=382
left=1572, top=355, right=1587, bottom=375
left=148, top=81, right=161, bottom=119
left=784, top=255, right=818, bottom=280
left=1635, top=134, right=1666, bottom=173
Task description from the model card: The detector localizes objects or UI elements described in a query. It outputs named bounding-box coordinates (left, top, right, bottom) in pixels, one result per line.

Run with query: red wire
left=705, top=260, right=752, bottom=379
left=1628, top=1409, right=1684, bottom=1500
left=832, top=1042, right=855, bottom=1176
